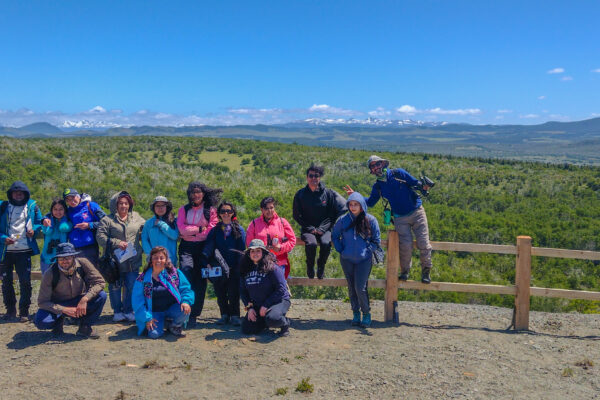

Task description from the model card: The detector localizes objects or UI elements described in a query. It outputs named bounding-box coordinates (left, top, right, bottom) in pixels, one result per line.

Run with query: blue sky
left=1, top=0, right=599, bottom=127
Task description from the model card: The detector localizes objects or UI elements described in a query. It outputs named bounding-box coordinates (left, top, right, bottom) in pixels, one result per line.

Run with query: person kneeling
left=132, top=246, right=194, bottom=339
left=240, top=239, right=291, bottom=337
left=35, top=243, right=107, bottom=338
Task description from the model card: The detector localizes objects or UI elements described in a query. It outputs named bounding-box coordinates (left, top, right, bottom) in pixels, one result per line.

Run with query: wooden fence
left=10, top=230, right=600, bottom=330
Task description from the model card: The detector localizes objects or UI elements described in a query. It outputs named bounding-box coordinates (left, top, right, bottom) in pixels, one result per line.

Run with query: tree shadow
left=6, top=330, right=84, bottom=349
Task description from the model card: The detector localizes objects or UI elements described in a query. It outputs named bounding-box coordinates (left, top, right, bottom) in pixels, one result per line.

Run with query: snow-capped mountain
left=60, top=119, right=127, bottom=129
left=281, top=117, right=449, bottom=128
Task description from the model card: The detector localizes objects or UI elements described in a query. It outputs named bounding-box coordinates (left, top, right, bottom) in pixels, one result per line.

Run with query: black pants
left=301, top=231, right=332, bottom=277
left=1, top=251, right=32, bottom=315
left=179, top=240, right=207, bottom=319
left=76, top=243, right=99, bottom=267
left=242, top=299, right=291, bottom=334
left=212, top=267, right=240, bottom=317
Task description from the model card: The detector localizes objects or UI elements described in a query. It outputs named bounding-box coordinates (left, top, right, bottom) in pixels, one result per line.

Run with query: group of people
left=0, top=155, right=434, bottom=338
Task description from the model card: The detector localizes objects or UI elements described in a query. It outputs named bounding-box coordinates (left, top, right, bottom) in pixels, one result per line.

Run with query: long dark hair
left=187, top=181, right=223, bottom=220
left=142, top=246, right=176, bottom=274
left=239, top=249, right=278, bottom=277
left=348, top=209, right=372, bottom=238
left=49, top=198, right=68, bottom=221
left=217, top=201, right=243, bottom=239
left=153, top=200, right=176, bottom=227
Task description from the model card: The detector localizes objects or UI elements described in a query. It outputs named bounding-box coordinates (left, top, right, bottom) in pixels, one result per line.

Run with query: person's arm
left=395, top=168, right=420, bottom=187
left=37, top=271, right=62, bottom=314
left=278, top=218, right=296, bottom=254
left=141, top=220, right=152, bottom=255
left=197, top=207, right=218, bottom=241
left=80, top=259, right=106, bottom=300
left=95, top=217, right=120, bottom=250
left=201, top=227, right=217, bottom=260
left=369, top=216, right=381, bottom=251
left=176, top=206, right=201, bottom=236
left=262, top=268, right=288, bottom=309
left=292, top=191, right=307, bottom=228
left=31, top=203, right=43, bottom=234
left=157, top=219, right=179, bottom=241
left=131, top=277, right=153, bottom=324
left=88, top=202, right=107, bottom=230
left=237, top=226, right=247, bottom=251
left=239, top=275, right=250, bottom=306
left=331, top=218, right=344, bottom=253
left=365, top=183, right=381, bottom=208
left=177, top=269, right=195, bottom=307
left=245, top=220, right=255, bottom=246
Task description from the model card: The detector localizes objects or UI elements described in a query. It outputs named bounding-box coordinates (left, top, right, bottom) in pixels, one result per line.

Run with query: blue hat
left=53, top=242, right=81, bottom=259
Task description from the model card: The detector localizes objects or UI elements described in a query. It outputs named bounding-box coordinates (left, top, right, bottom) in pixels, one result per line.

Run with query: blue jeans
left=147, top=302, right=189, bottom=339
left=34, top=291, right=107, bottom=329
left=108, top=271, right=138, bottom=314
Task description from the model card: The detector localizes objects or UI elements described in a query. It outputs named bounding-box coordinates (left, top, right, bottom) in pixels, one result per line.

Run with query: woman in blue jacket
left=40, top=198, right=72, bottom=274
left=202, top=202, right=246, bottom=326
left=132, top=246, right=194, bottom=339
left=332, top=192, right=381, bottom=328
left=141, top=196, right=179, bottom=266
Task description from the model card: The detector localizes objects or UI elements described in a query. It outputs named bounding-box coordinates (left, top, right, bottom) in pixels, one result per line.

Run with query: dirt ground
left=1, top=297, right=599, bottom=400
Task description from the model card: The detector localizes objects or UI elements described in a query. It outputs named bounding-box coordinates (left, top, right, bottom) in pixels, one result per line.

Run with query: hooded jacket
left=65, top=194, right=106, bottom=249
left=332, top=192, right=381, bottom=263
left=0, top=181, right=43, bottom=261
left=293, top=182, right=347, bottom=233
left=365, top=168, right=422, bottom=216
left=141, top=215, right=179, bottom=267
left=96, top=192, right=145, bottom=273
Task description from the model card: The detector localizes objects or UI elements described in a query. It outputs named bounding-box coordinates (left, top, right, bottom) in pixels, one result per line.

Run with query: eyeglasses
left=219, top=209, right=234, bottom=214
left=308, top=174, right=321, bottom=178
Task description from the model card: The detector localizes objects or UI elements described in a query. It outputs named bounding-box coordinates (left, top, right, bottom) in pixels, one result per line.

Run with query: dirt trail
left=1, top=299, right=599, bottom=399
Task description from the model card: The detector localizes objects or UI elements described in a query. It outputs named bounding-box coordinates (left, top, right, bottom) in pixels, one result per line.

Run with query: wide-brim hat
left=246, top=239, right=268, bottom=252
left=52, top=242, right=81, bottom=259
left=150, top=196, right=170, bottom=211
left=367, top=155, right=389, bottom=169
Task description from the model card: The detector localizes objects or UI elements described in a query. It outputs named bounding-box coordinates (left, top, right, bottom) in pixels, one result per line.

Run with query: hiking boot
left=113, top=312, right=126, bottom=322
left=18, top=314, right=29, bottom=323
left=306, top=267, right=315, bottom=279
left=230, top=316, right=242, bottom=326
left=52, top=316, right=65, bottom=335
left=421, top=271, right=431, bottom=284
left=278, top=325, right=290, bottom=337
left=399, top=272, right=409, bottom=281
left=76, top=324, right=99, bottom=339
left=168, top=324, right=186, bottom=337
left=216, top=314, right=230, bottom=325
left=360, top=313, right=372, bottom=328
left=316, top=267, right=325, bottom=280
left=351, top=311, right=361, bottom=326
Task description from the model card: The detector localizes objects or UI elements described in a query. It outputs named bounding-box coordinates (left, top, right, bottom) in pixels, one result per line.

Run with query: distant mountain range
left=2, top=117, right=600, bottom=164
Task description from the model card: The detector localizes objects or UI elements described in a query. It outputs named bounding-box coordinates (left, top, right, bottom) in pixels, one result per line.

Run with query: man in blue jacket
left=344, top=155, right=433, bottom=284
left=0, top=181, right=43, bottom=321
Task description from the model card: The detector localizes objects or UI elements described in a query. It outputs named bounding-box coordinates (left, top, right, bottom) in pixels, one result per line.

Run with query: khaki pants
left=393, top=206, right=432, bottom=274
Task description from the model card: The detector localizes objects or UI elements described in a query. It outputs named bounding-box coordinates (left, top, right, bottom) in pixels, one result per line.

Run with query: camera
left=47, top=239, right=61, bottom=254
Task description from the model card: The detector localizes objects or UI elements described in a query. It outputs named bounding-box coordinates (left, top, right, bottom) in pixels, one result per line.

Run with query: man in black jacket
left=293, top=165, right=346, bottom=279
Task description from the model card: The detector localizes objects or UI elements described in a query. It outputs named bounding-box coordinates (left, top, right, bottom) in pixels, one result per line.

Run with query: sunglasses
left=219, top=209, right=234, bottom=214
left=369, top=161, right=383, bottom=170
left=308, top=174, right=321, bottom=178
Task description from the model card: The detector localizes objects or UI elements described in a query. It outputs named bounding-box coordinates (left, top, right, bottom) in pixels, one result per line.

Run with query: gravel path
left=1, top=299, right=599, bottom=399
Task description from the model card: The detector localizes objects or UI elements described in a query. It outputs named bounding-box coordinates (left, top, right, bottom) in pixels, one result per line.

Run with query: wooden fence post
left=385, top=230, right=400, bottom=322
left=514, top=235, right=532, bottom=330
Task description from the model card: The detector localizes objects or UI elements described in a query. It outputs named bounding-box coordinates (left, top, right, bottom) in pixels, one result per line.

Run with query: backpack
left=51, top=262, right=86, bottom=289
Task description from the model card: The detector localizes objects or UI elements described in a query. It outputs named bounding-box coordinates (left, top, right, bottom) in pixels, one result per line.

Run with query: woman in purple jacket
left=239, top=239, right=291, bottom=337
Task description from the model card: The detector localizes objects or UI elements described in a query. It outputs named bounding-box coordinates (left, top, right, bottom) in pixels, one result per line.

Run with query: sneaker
left=124, top=312, right=136, bottom=322
left=52, top=317, right=64, bottom=335
left=421, top=272, right=431, bottom=284
left=216, top=315, right=230, bottom=325
left=360, top=313, right=372, bottom=328
left=278, top=325, right=290, bottom=337
left=2, top=312, right=18, bottom=322
left=230, top=316, right=242, bottom=326
left=351, top=311, right=361, bottom=326
left=113, top=312, right=126, bottom=322
left=76, top=324, right=100, bottom=339
left=399, top=272, right=409, bottom=281
left=18, top=314, right=29, bottom=323
left=168, top=324, right=186, bottom=337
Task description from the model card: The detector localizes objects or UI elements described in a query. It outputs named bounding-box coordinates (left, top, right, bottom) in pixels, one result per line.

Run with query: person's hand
left=423, top=184, right=431, bottom=191
left=146, top=318, right=157, bottom=331
left=26, top=229, right=34, bottom=238
left=75, top=297, right=88, bottom=317
left=343, top=185, right=354, bottom=195
left=259, top=306, right=268, bottom=317
left=4, top=237, right=15, bottom=245
left=62, top=307, right=78, bottom=318
left=270, top=243, right=281, bottom=252
left=247, top=308, right=257, bottom=322
left=74, top=222, right=89, bottom=230
left=118, top=241, right=128, bottom=250
left=181, top=303, right=191, bottom=315
left=42, top=219, right=52, bottom=227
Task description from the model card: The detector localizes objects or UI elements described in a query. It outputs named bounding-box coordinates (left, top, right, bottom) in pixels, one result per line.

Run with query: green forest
left=1, top=136, right=599, bottom=313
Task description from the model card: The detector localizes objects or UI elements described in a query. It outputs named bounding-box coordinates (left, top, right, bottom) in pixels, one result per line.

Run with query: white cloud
left=538, top=96, right=546, bottom=100
left=547, top=67, right=564, bottom=74
left=396, top=105, right=418, bottom=114
left=497, top=109, right=512, bottom=113
left=368, top=107, right=391, bottom=117
left=308, top=104, right=355, bottom=116
left=87, top=105, right=106, bottom=113
left=428, top=107, right=481, bottom=115
left=592, top=69, right=600, bottom=73
left=520, top=114, right=540, bottom=119
left=561, top=76, right=573, bottom=81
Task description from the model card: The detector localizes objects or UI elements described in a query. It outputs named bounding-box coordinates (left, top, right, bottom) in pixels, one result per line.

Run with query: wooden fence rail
left=7, top=231, right=600, bottom=331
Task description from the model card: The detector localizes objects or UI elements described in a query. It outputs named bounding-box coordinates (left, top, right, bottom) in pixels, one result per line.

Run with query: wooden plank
left=530, top=287, right=600, bottom=301
left=514, top=236, right=532, bottom=330
left=531, top=247, right=600, bottom=260
left=384, top=230, right=400, bottom=321
left=430, top=241, right=517, bottom=254
left=397, top=280, right=517, bottom=295
left=287, top=277, right=385, bottom=289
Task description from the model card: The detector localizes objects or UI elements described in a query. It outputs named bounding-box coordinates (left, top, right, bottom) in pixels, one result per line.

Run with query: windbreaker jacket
left=66, top=195, right=106, bottom=248
left=40, top=213, right=72, bottom=265
left=332, top=192, right=381, bottom=264
left=141, top=216, right=179, bottom=267
left=293, top=182, right=347, bottom=234
left=365, top=168, right=422, bottom=216
left=132, top=267, right=194, bottom=335
left=202, top=223, right=246, bottom=272
left=246, top=212, right=296, bottom=278
left=176, top=204, right=218, bottom=242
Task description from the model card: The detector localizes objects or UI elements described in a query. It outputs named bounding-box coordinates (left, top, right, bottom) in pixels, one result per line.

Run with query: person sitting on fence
left=35, top=243, right=107, bottom=338
left=344, top=155, right=433, bottom=284
left=240, top=239, right=291, bottom=337
left=132, top=246, right=194, bottom=339
left=293, top=164, right=346, bottom=279
left=40, top=198, right=72, bottom=274
left=0, top=180, right=43, bottom=322
left=332, top=192, right=381, bottom=328
left=246, top=197, right=296, bottom=279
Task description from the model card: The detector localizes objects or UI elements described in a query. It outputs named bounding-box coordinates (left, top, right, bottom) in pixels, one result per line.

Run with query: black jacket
left=293, top=182, right=346, bottom=234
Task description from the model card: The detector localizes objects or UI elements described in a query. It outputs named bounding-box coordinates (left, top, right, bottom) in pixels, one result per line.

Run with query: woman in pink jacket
left=246, top=197, right=296, bottom=279
left=177, top=181, right=221, bottom=325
